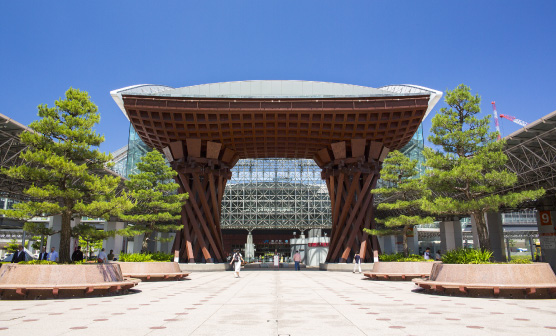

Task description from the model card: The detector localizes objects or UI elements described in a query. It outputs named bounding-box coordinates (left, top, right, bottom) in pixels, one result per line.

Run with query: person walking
left=71, top=246, right=84, bottom=262
left=353, top=251, right=362, bottom=274
left=293, top=250, right=302, bottom=271
left=38, top=247, right=48, bottom=260
left=230, top=249, right=244, bottom=278
left=48, top=247, right=59, bottom=262
left=11, top=245, right=26, bottom=263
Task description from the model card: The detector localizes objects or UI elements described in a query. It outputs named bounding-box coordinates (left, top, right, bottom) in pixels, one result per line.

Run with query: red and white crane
left=499, top=114, right=528, bottom=127
left=491, top=101, right=502, bottom=140
left=491, top=101, right=528, bottom=139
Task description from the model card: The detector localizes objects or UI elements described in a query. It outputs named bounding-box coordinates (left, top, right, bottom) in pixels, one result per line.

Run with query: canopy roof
left=112, top=81, right=442, bottom=120
left=503, top=109, right=556, bottom=196
left=112, top=81, right=442, bottom=161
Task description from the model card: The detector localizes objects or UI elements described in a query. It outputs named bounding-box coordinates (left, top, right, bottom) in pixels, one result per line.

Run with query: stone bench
left=0, top=264, right=139, bottom=299
left=114, top=262, right=190, bottom=281
left=412, top=263, right=556, bottom=298
left=364, top=261, right=437, bottom=281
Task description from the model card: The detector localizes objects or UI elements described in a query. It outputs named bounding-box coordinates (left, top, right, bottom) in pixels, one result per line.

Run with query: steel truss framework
left=0, top=114, right=33, bottom=200
left=499, top=110, right=556, bottom=212
left=504, top=119, right=556, bottom=195
left=221, top=159, right=331, bottom=230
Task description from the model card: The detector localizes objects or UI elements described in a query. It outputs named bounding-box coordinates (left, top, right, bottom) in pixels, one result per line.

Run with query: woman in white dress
left=230, top=249, right=245, bottom=278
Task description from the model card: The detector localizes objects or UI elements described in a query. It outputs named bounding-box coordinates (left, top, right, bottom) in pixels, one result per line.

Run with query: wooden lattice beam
left=323, top=140, right=387, bottom=263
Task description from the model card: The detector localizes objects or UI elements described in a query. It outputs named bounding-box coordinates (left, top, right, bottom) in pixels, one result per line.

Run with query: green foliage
left=0, top=88, right=133, bottom=263
left=368, top=151, right=433, bottom=256
left=422, top=84, right=545, bottom=251
left=73, top=223, right=112, bottom=258
left=118, top=252, right=173, bottom=262
left=441, top=248, right=493, bottom=264
left=30, top=236, right=44, bottom=250
left=507, top=256, right=533, bottom=264
left=150, top=252, right=174, bottom=261
left=378, top=253, right=426, bottom=262
left=119, top=150, right=188, bottom=251
left=23, top=222, right=55, bottom=237
left=6, top=239, right=20, bottom=253
left=18, top=260, right=57, bottom=265
left=73, top=223, right=113, bottom=245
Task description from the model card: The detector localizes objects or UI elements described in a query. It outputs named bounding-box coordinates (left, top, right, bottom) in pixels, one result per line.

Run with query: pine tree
left=119, top=150, right=188, bottom=251
left=366, top=150, right=434, bottom=257
left=423, top=84, right=545, bottom=251
left=73, top=223, right=112, bottom=259
left=0, top=88, right=132, bottom=263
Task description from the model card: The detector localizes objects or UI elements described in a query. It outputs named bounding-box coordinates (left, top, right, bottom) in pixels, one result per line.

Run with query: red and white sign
left=539, top=211, right=552, bottom=226
left=307, top=243, right=329, bottom=247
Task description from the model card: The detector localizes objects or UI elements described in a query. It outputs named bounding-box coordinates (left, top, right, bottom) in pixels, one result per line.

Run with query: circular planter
left=0, top=264, right=139, bottom=300
left=115, top=262, right=189, bottom=281
left=413, top=263, right=556, bottom=298
left=364, top=261, right=437, bottom=281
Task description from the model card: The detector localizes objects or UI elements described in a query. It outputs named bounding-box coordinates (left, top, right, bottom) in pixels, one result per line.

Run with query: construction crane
left=491, top=101, right=528, bottom=139
left=499, top=114, right=528, bottom=127
left=491, top=102, right=502, bottom=140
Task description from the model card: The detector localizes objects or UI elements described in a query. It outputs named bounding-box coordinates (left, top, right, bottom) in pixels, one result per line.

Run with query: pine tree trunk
left=472, top=212, right=491, bottom=252
left=142, top=231, right=155, bottom=252
left=402, top=226, right=409, bottom=257
left=59, top=211, right=72, bottom=263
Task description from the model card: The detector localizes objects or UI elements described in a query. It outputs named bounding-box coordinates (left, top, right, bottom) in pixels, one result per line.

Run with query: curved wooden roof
left=122, top=94, right=430, bottom=164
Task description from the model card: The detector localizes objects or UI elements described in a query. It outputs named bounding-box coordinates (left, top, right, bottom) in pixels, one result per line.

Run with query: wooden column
left=163, top=139, right=235, bottom=263
left=316, top=139, right=389, bottom=263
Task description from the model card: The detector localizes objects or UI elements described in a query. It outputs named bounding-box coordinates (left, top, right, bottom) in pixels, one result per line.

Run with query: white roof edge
left=111, top=82, right=443, bottom=120
left=110, top=84, right=174, bottom=120
left=0, top=112, right=34, bottom=133
left=379, top=84, right=443, bottom=120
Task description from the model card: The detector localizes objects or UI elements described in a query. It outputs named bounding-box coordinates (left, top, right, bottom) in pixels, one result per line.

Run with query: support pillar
left=439, top=219, right=463, bottom=252
left=317, top=139, right=388, bottom=263
left=132, top=234, right=144, bottom=253
left=47, top=215, right=62, bottom=252
left=377, top=236, right=396, bottom=254
left=406, top=229, right=419, bottom=255
left=104, top=221, right=125, bottom=258
left=164, top=139, right=234, bottom=263
left=536, top=208, right=556, bottom=271
left=155, top=232, right=171, bottom=254
left=471, top=212, right=506, bottom=262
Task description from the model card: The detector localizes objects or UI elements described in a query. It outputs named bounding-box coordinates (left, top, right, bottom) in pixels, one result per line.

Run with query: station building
left=111, top=80, right=441, bottom=263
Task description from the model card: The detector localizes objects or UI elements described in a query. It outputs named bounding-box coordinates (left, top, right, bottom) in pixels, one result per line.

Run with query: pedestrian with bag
left=230, top=249, right=244, bottom=278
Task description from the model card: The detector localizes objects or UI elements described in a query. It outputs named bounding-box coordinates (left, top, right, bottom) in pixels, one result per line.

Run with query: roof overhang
left=112, top=81, right=442, bottom=162
left=111, top=81, right=442, bottom=121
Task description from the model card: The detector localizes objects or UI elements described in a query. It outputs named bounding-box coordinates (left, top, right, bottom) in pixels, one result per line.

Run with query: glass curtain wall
left=221, top=159, right=331, bottom=230
left=125, top=125, right=151, bottom=178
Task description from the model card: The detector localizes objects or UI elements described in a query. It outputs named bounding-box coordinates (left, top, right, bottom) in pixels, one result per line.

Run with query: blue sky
left=1, top=1, right=555, bottom=153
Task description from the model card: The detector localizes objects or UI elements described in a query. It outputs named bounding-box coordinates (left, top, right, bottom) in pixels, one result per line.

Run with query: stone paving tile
left=1, top=270, right=556, bottom=335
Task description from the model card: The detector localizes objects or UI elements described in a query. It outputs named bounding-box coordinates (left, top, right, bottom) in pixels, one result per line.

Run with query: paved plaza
left=1, top=269, right=556, bottom=335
